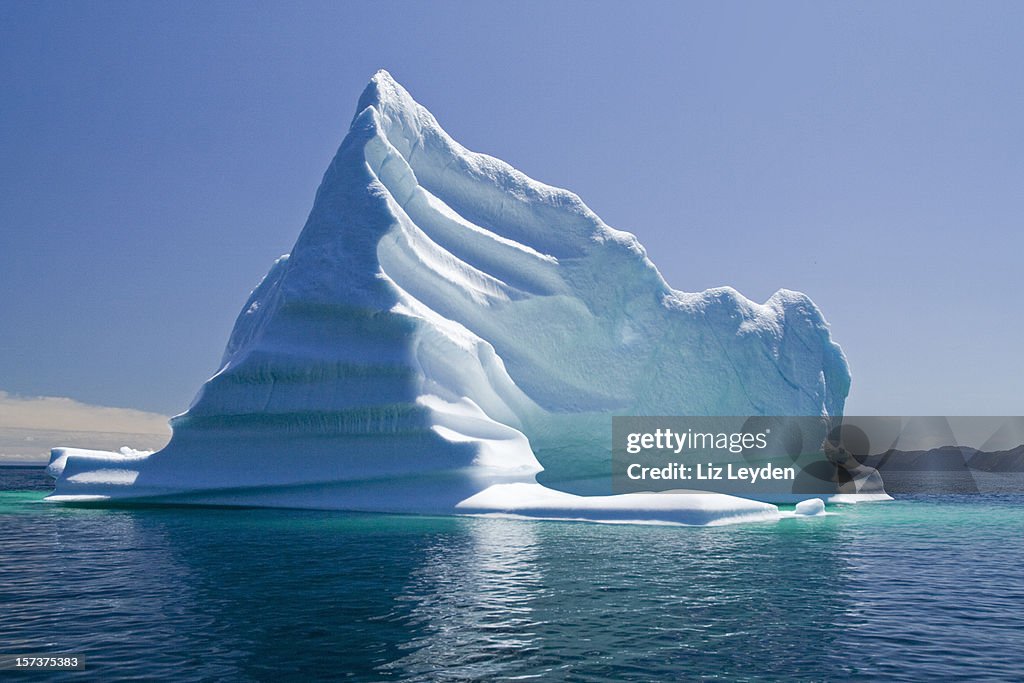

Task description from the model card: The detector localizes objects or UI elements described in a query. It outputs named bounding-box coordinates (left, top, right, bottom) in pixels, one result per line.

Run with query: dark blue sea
left=1, top=467, right=1022, bottom=681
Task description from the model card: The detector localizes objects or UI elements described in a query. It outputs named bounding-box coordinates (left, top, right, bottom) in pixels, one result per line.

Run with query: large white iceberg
left=47, top=71, right=850, bottom=524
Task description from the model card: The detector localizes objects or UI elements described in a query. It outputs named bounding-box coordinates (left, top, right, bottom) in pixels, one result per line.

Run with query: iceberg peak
left=357, top=69, right=406, bottom=112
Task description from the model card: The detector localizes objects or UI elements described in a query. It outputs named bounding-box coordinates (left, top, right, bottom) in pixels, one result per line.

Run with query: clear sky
left=1, top=1, right=1022, bottom=417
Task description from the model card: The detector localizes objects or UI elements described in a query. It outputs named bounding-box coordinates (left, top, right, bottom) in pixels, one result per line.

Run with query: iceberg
left=47, top=71, right=851, bottom=525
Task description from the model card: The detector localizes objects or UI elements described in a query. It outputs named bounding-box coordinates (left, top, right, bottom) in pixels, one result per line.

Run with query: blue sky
left=1, top=1, right=1022, bottom=416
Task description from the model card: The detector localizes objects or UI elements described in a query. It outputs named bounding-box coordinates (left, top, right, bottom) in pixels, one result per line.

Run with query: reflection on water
left=382, top=518, right=543, bottom=680
left=2, top=468, right=1024, bottom=681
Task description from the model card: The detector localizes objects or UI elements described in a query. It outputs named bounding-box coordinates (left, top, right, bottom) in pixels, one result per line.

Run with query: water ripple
left=1, top=469, right=1023, bottom=681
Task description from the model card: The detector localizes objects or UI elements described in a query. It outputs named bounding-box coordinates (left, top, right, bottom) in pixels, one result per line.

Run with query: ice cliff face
left=47, top=71, right=849, bottom=520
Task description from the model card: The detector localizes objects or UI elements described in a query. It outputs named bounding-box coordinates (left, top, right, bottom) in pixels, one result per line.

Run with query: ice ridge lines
left=363, top=114, right=565, bottom=302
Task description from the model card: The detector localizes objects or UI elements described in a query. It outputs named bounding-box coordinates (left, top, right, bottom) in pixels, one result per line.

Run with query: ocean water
left=1, top=468, right=1022, bottom=681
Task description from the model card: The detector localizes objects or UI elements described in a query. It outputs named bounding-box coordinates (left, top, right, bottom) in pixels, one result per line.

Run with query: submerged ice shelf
left=48, top=71, right=852, bottom=525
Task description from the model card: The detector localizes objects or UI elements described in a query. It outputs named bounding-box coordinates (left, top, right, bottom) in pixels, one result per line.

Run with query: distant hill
left=966, top=445, right=1024, bottom=472
left=866, top=445, right=1024, bottom=472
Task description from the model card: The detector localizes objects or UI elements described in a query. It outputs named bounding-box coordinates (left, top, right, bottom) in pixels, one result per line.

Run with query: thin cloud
left=0, top=391, right=170, bottom=433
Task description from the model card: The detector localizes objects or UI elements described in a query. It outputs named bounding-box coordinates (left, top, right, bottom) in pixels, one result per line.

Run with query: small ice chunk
left=794, top=498, right=826, bottom=516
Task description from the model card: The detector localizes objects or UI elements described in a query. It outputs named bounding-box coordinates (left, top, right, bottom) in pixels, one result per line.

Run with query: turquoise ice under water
left=2, top=468, right=1023, bottom=681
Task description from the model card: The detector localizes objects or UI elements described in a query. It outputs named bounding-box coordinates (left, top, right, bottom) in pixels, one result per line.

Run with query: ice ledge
left=456, top=483, right=782, bottom=526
